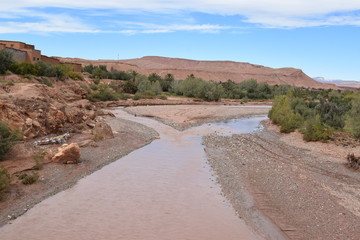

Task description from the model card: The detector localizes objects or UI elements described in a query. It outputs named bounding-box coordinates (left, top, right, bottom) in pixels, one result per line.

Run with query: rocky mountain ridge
left=59, top=56, right=336, bottom=89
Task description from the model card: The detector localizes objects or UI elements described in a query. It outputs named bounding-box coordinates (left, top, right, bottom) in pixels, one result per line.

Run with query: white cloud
left=0, top=10, right=98, bottom=33
left=1, top=0, right=360, bottom=32
left=106, top=22, right=231, bottom=34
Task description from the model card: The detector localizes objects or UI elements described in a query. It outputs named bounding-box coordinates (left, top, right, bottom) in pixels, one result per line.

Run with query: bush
left=345, top=97, right=360, bottom=139
left=347, top=153, right=360, bottom=170
left=93, top=78, right=100, bottom=85
left=174, top=77, right=223, bottom=101
left=35, top=61, right=58, bottom=77
left=0, top=122, right=21, bottom=160
left=0, top=166, right=10, bottom=201
left=87, top=84, right=119, bottom=102
left=123, top=81, right=138, bottom=94
left=137, top=79, right=162, bottom=95
left=36, top=77, right=53, bottom=87
left=11, top=62, right=40, bottom=76
left=33, top=151, right=46, bottom=170
left=68, top=71, right=84, bottom=80
left=20, top=171, right=39, bottom=185
left=302, top=115, right=333, bottom=142
left=0, top=50, right=15, bottom=74
left=269, top=95, right=303, bottom=133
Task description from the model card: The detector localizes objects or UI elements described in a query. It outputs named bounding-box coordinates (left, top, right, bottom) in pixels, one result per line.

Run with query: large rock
left=52, top=143, right=81, bottom=164
left=92, top=121, right=114, bottom=141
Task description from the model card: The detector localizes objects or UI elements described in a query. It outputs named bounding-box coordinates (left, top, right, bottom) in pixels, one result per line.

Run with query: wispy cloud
left=1, top=0, right=360, bottom=33
left=111, top=21, right=232, bottom=34
left=0, top=10, right=98, bottom=33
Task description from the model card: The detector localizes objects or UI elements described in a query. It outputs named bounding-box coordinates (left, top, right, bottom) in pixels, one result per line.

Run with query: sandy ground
left=0, top=117, right=158, bottom=226
left=204, top=121, right=360, bottom=240
left=124, top=105, right=270, bottom=130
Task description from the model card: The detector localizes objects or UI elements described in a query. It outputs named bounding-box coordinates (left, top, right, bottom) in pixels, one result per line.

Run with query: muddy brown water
left=0, top=108, right=268, bottom=240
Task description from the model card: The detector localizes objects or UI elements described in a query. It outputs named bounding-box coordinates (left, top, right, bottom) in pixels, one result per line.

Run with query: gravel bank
left=204, top=123, right=360, bottom=240
left=0, top=116, right=158, bottom=227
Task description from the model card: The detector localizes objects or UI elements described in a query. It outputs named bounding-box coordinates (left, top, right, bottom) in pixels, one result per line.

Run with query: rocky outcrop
left=92, top=121, right=114, bottom=141
left=0, top=78, right=107, bottom=140
left=52, top=143, right=81, bottom=164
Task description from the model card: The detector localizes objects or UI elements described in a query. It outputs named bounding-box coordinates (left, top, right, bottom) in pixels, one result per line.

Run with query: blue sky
left=1, top=1, right=359, bottom=80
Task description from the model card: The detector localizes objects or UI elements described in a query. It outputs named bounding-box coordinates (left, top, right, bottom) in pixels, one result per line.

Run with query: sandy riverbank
left=204, top=121, right=360, bottom=240
left=123, top=104, right=270, bottom=130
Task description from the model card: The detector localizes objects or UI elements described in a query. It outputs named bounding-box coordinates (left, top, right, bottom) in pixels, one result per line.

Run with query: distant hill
left=59, top=56, right=336, bottom=89
left=313, top=77, right=360, bottom=89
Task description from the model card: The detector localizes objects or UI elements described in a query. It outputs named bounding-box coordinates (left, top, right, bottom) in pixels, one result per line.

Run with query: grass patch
left=20, top=171, right=39, bottom=185
left=0, top=166, right=10, bottom=201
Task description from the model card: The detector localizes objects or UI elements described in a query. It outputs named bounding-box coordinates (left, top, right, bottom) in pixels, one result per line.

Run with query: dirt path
left=204, top=122, right=360, bottom=240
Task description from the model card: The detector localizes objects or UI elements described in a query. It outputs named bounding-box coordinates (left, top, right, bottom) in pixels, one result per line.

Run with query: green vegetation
left=0, top=51, right=82, bottom=80
left=269, top=88, right=360, bottom=142
left=0, top=50, right=15, bottom=74
left=171, top=76, right=223, bottom=101
left=19, top=171, right=39, bottom=185
left=345, top=97, right=360, bottom=139
left=33, top=151, right=46, bottom=170
left=0, top=121, right=21, bottom=160
left=0, top=166, right=10, bottom=201
left=82, top=64, right=131, bottom=80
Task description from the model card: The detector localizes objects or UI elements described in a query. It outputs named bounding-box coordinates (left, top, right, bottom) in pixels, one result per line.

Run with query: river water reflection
left=0, top=108, right=267, bottom=240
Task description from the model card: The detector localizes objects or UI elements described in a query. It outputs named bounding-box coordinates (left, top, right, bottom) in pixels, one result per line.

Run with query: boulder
left=52, top=143, right=81, bottom=164
left=92, top=121, right=114, bottom=141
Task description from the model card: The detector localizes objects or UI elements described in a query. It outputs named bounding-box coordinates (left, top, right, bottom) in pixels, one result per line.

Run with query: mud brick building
left=0, top=40, right=81, bottom=72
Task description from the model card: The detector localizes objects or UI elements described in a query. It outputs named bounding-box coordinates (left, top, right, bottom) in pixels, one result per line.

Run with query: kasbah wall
left=0, top=40, right=81, bottom=72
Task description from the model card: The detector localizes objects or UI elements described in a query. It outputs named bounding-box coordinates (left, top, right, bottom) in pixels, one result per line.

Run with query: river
left=0, top=108, right=267, bottom=240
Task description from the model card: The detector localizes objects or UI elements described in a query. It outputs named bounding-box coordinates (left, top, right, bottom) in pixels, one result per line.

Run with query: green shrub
left=159, top=95, right=167, bottom=100
left=0, top=50, right=15, bottom=74
left=345, top=97, right=360, bottom=139
left=0, top=122, right=21, bottom=160
left=87, top=84, right=119, bottom=102
left=93, top=78, right=100, bottom=85
left=80, top=83, right=91, bottom=93
left=173, top=77, right=223, bottom=101
left=269, top=95, right=303, bottom=133
left=0, top=166, right=10, bottom=201
left=68, top=71, right=84, bottom=80
left=123, top=81, right=138, bottom=94
left=21, top=171, right=39, bottom=185
left=132, top=94, right=141, bottom=100
left=10, top=62, right=40, bottom=76
left=302, top=115, right=333, bottom=142
left=33, top=151, right=46, bottom=170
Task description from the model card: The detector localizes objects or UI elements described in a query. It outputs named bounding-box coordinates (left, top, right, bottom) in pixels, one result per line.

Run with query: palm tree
left=164, top=73, right=174, bottom=82
left=131, top=70, right=138, bottom=83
